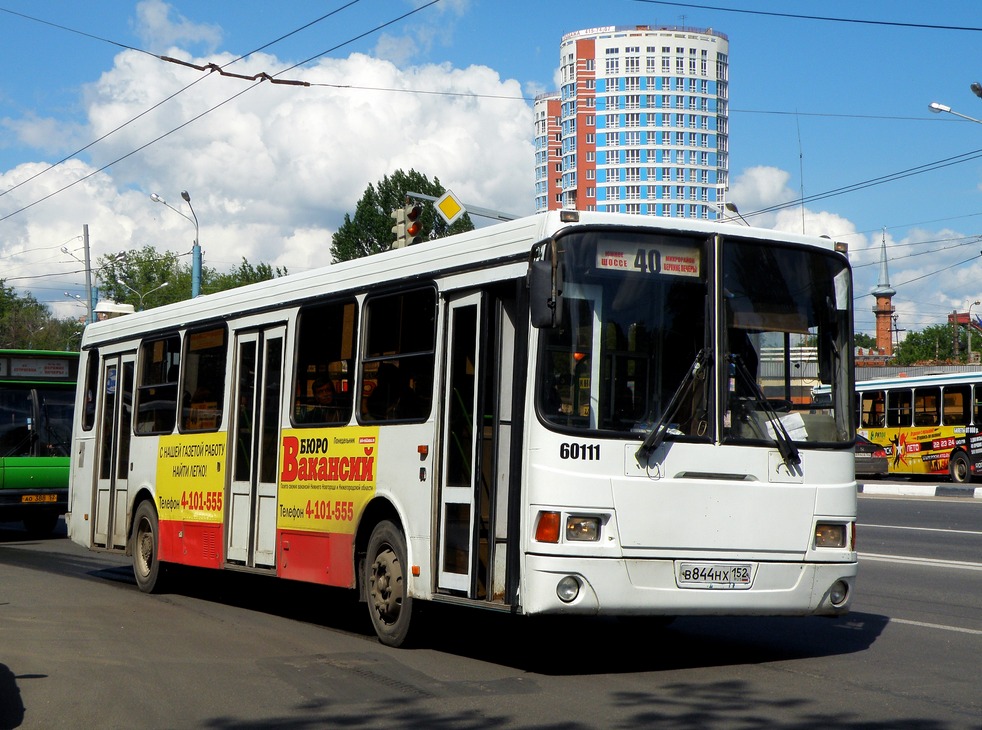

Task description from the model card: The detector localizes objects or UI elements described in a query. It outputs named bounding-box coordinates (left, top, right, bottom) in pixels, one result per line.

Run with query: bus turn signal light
left=535, top=511, right=561, bottom=543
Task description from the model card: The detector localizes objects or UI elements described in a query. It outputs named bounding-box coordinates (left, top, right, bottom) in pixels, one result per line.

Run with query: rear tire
left=365, top=520, right=415, bottom=647
left=132, top=500, right=167, bottom=593
left=949, top=451, right=972, bottom=484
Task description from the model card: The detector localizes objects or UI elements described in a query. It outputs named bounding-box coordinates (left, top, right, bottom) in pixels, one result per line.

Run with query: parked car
left=854, top=434, right=888, bottom=476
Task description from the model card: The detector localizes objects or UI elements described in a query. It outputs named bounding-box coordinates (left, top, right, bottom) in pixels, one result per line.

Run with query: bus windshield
left=536, top=229, right=853, bottom=445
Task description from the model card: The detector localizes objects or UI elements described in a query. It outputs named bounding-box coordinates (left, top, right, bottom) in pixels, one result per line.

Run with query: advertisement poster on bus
left=155, top=433, right=228, bottom=522
left=278, top=427, right=378, bottom=534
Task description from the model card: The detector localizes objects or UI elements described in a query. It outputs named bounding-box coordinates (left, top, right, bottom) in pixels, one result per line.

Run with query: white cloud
left=132, top=0, right=222, bottom=55
left=1, top=44, right=534, bottom=317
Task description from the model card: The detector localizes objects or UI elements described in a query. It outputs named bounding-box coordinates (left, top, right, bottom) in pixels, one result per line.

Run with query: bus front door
left=438, top=290, right=516, bottom=602
left=227, top=326, right=285, bottom=568
left=93, top=352, right=135, bottom=550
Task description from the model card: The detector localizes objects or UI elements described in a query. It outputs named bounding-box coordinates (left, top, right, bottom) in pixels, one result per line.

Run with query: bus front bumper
left=521, top=554, right=857, bottom=617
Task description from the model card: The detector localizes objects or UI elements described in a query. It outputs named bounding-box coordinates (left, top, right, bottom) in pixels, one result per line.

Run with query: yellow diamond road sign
left=436, top=190, right=465, bottom=226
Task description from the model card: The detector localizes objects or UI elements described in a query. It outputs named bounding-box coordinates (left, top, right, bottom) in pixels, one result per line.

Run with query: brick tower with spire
left=871, top=231, right=896, bottom=356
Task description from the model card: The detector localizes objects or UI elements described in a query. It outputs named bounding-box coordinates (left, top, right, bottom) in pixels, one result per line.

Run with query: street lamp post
left=969, top=300, right=981, bottom=363
left=723, top=201, right=751, bottom=226
left=117, top=279, right=169, bottom=311
left=151, top=191, right=201, bottom=298
left=928, top=101, right=982, bottom=125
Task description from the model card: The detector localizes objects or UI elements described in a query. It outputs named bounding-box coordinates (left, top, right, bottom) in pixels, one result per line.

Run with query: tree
left=0, top=280, right=82, bottom=350
left=330, top=169, right=474, bottom=263
left=854, top=332, right=877, bottom=349
left=97, top=246, right=286, bottom=311
left=892, top=323, right=966, bottom=365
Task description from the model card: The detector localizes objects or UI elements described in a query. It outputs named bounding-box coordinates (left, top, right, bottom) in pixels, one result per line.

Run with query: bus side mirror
left=529, top=259, right=564, bottom=328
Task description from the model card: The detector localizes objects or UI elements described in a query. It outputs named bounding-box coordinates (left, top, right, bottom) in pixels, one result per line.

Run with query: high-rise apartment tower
left=534, top=25, right=730, bottom=219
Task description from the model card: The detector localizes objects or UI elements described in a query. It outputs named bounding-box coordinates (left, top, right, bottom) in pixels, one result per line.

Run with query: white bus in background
left=66, top=210, right=857, bottom=647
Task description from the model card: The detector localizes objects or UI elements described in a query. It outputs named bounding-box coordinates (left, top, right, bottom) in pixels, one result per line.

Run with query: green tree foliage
left=854, top=332, right=877, bottom=349
left=892, top=323, right=966, bottom=365
left=0, top=280, right=82, bottom=350
left=97, top=246, right=285, bottom=311
left=330, top=169, right=474, bottom=263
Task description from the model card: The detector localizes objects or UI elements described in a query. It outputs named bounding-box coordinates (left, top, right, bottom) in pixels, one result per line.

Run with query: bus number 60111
left=560, top=442, right=600, bottom=460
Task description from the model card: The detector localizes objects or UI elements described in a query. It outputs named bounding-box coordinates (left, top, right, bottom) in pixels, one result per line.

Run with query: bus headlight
left=814, top=523, right=846, bottom=548
left=557, top=575, right=580, bottom=602
left=566, top=515, right=600, bottom=541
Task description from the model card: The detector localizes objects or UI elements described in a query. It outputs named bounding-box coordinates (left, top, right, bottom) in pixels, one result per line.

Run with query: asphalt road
left=1, top=492, right=979, bottom=729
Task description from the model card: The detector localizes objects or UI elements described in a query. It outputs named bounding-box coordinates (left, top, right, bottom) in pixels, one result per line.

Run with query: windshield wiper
left=729, top=354, right=801, bottom=471
left=635, top=348, right=710, bottom=465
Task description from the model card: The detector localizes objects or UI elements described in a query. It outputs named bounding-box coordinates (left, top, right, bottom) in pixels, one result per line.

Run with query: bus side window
left=886, top=389, right=911, bottom=428
left=359, top=288, right=435, bottom=423
left=861, top=391, right=884, bottom=428
left=943, top=386, right=969, bottom=426
left=181, top=326, right=228, bottom=432
left=292, top=300, right=358, bottom=427
left=913, top=387, right=939, bottom=427
left=81, top=349, right=100, bottom=431
left=136, top=335, right=181, bottom=434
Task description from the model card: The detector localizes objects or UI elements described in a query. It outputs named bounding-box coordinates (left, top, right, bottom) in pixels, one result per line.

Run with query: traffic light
left=390, top=207, right=407, bottom=248
left=405, top=202, right=423, bottom=245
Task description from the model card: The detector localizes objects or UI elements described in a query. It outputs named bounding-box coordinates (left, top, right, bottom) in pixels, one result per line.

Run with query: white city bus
left=66, top=210, right=857, bottom=647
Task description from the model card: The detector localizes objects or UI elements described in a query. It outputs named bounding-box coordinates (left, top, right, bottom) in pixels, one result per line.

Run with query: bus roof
left=854, top=371, right=982, bottom=390
left=79, top=210, right=847, bottom=349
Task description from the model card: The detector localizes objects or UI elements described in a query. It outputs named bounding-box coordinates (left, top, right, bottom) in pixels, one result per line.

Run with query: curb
left=858, top=483, right=982, bottom=499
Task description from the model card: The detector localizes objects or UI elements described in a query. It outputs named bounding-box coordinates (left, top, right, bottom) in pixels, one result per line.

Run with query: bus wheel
left=949, top=451, right=972, bottom=484
left=132, top=500, right=167, bottom=593
left=366, top=520, right=414, bottom=647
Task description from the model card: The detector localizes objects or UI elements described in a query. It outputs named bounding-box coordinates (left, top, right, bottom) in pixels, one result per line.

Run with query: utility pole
left=83, top=224, right=94, bottom=324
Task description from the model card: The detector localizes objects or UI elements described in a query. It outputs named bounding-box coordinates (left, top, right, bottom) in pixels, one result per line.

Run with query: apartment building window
left=607, top=132, right=619, bottom=146
left=625, top=56, right=640, bottom=74
left=625, top=95, right=640, bottom=109
left=606, top=58, right=619, bottom=74
left=585, top=59, right=595, bottom=71
left=625, top=149, right=640, bottom=164
left=676, top=204, right=685, bottom=217
left=586, top=133, right=596, bottom=144
left=625, top=131, right=640, bottom=146
left=701, top=50, right=708, bottom=76
left=607, top=115, right=620, bottom=129
left=586, top=169, right=595, bottom=180
left=586, top=115, right=595, bottom=126
left=586, top=151, right=596, bottom=162
left=661, top=94, right=670, bottom=108
left=626, top=167, right=640, bottom=182
left=688, top=115, right=697, bottom=128
left=625, top=77, right=640, bottom=91
left=662, top=57, right=670, bottom=73
left=675, top=95, right=684, bottom=109
left=587, top=187, right=596, bottom=198
left=626, top=113, right=640, bottom=128
left=688, top=133, right=697, bottom=147
left=626, top=203, right=640, bottom=215
left=676, top=56, right=684, bottom=74
left=626, top=186, right=640, bottom=200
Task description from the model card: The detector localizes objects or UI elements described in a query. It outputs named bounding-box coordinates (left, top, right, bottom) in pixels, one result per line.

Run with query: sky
left=3, top=0, right=982, bottom=339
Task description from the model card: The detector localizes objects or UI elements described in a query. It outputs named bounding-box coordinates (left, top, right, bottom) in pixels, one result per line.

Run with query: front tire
left=365, top=520, right=415, bottom=647
left=949, top=450, right=972, bottom=484
left=132, top=500, right=167, bottom=593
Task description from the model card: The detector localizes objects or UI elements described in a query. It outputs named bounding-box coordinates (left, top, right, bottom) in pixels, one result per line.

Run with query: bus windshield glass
left=536, top=229, right=853, bottom=445
left=537, top=229, right=709, bottom=434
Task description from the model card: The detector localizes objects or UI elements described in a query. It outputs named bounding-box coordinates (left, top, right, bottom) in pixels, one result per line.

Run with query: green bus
left=0, top=349, right=79, bottom=534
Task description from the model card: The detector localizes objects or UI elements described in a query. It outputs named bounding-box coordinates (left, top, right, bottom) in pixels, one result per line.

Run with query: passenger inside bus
left=298, top=377, right=343, bottom=424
